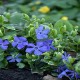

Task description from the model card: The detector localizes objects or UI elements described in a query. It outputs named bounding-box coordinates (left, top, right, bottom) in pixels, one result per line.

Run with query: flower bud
left=68, top=56, right=75, bottom=64
left=32, top=55, right=37, bottom=58
left=71, top=29, right=78, bottom=36
left=61, top=16, right=68, bottom=21
left=0, top=29, right=3, bottom=36
left=43, top=52, right=50, bottom=56
left=29, top=27, right=35, bottom=36
left=40, top=18, right=45, bottom=23
left=50, top=29, right=57, bottom=37
left=23, top=14, right=30, bottom=20
left=54, top=52, right=62, bottom=59
left=60, top=25, right=66, bottom=33
left=53, top=39, right=59, bottom=45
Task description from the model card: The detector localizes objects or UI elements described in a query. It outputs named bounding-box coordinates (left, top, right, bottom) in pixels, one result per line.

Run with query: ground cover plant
left=0, top=0, right=80, bottom=32
left=0, top=12, right=80, bottom=80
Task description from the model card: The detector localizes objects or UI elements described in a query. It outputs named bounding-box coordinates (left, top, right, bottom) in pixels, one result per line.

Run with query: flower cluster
left=57, top=65, right=80, bottom=79
left=26, top=25, right=56, bottom=55
left=0, top=25, right=56, bottom=63
left=57, top=52, right=80, bottom=79
left=0, top=24, right=79, bottom=80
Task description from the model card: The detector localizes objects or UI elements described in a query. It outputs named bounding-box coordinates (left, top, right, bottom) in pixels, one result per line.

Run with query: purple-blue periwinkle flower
left=26, top=41, right=48, bottom=55
left=7, top=54, right=22, bottom=62
left=76, top=73, right=80, bottom=79
left=12, top=36, right=28, bottom=50
left=35, top=25, right=50, bottom=39
left=58, top=69, right=80, bottom=79
left=58, top=69, right=69, bottom=78
left=62, top=52, right=70, bottom=61
left=0, top=39, right=9, bottom=50
left=43, top=39, right=56, bottom=51
left=57, top=65, right=67, bottom=73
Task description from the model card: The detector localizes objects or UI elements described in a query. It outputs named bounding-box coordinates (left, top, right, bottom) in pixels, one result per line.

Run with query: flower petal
left=0, top=39, right=3, bottom=44
left=17, top=43, right=24, bottom=49
left=38, top=25, right=44, bottom=31
left=26, top=48, right=34, bottom=53
left=19, top=37, right=27, bottom=41
left=16, top=54, right=22, bottom=58
left=3, top=40, right=9, bottom=45
left=34, top=49, right=42, bottom=55
left=39, top=46, right=48, bottom=52
left=1, top=45, right=8, bottom=50
left=36, top=33, right=43, bottom=39
left=16, top=58, right=22, bottom=62
left=6, top=56, right=12, bottom=60
left=51, top=46, right=57, bottom=50
left=42, top=34, right=48, bottom=39
left=12, top=42, right=17, bottom=47
left=58, top=71, right=67, bottom=78
left=42, top=29, right=50, bottom=34
left=9, top=59, right=15, bottom=62
left=36, top=41, right=43, bottom=47
left=23, top=42, right=28, bottom=46
left=28, top=43, right=35, bottom=47
left=14, top=36, right=19, bottom=42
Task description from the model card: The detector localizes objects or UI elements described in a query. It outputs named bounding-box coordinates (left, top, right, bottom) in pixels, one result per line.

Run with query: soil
left=0, top=69, right=43, bottom=80
left=0, top=68, right=70, bottom=80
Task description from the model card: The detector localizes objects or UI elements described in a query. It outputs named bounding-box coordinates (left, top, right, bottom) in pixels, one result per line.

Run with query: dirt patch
left=0, top=69, right=42, bottom=80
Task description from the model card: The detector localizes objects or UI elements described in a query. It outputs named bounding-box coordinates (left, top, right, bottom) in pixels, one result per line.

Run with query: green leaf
left=0, top=53, right=4, bottom=61
left=4, top=24, right=15, bottom=30
left=48, top=61, right=55, bottom=65
left=68, top=56, right=75, bottom=64
left=0, top=59, right=8, bottom=68
left=54, top=19, right=73, bottom=33
left=17, top=63, right=25, bottom=68
left=10, top=12, right=25, bottom=24
left=75, top=61, right=80, bottom=74
left=0, top=15, right=4, bottom=24
left=49, top=29, right=57, bottom=38
left=2, top=31, right=16, bottom=40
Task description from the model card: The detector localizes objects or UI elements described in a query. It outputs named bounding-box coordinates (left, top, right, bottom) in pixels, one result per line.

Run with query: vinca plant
left=0, top=12, right=80, bottom=80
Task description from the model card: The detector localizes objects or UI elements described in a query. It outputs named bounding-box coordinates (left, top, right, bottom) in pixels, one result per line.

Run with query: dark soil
left=0, top=69, right=43, bottom=80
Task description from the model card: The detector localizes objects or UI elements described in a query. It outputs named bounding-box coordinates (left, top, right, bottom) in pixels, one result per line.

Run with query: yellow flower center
left=61, top=16, right=68, bottom=20
left=38, top=6, right=50, bottom=13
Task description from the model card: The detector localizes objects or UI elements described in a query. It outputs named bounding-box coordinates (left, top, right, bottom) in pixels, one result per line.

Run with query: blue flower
left=58, top=69, right=69, bottom=78
left=58, top=67, right=80, bottom=79
left=76, top=73, right=80, bottom=79
left=57, top=65, right=67, bottom=73
left=43, top=39, right=56, bottom=51
left=58, top=69, right=80, bottom=79
left=35, top=25, right=50, bottom=39
left=25, top=41, right=48, bottom=55
left=7, top=54, right=22, bottom=62
left=0, top=39, right=9, bottom=50
left=62, top=52, right=70, bottom=61
left=12, top=36, right=28, bottom=50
